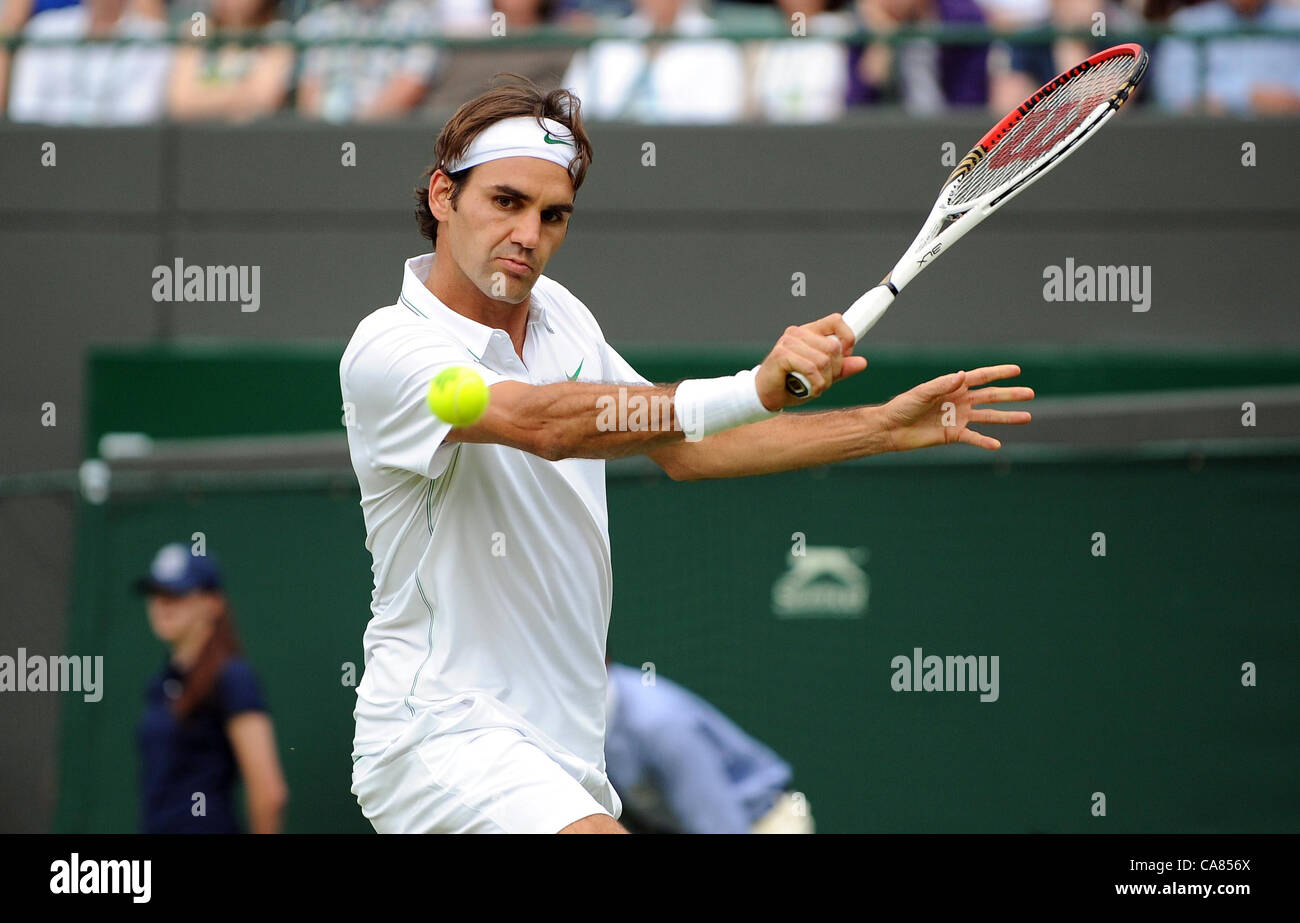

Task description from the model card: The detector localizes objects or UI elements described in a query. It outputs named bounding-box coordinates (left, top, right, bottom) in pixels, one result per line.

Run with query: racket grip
left=784, top=285, right=897, bottom=399
left=843, top=284, right=897, bottom=340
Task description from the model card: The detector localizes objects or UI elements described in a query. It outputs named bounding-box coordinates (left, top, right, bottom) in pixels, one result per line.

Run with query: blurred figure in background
left=423, top=0, right=577, bottom=112
left=745, top=0, right=854, bottom=122
left=980, top=0, right=1140, bottom=113
left=605, top=661, right=814, bottom=834
left=295, top=0, right=449, bottom=121
left=1153, top=0, right=1300, bottom=114
left=849, top=0, right=990, bottom=113
left=554, top=0, right=632, bottom=26
left=977, top=0, right=1053, bottom=112
left=0, top=0, right=80, bottom=116
left=562, top=0, right=746, bottom=121
left=167, top=0, right=294, bottom=121
left=7, top=0, right=172, bottom=123
left=135, top=543, right=288, bottom=833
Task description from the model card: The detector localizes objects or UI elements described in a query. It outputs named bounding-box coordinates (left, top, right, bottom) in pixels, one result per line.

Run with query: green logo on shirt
left=566, top=359, right=584, bottom=380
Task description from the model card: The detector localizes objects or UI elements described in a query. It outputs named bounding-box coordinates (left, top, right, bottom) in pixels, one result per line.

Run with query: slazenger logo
left=50, top=853, right=151, bottom=903
left=771, top=547, right=869, bottom=619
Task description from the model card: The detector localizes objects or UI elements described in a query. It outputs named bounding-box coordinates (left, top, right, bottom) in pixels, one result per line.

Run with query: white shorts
left=352, top=715, right=615, bottom=834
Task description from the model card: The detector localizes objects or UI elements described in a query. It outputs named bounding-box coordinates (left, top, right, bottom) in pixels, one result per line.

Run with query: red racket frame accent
left=975, top=43, right=1148, bottom=153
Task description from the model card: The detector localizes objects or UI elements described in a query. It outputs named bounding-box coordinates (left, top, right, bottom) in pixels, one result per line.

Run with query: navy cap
left=134, top=543, right=223, bottom=595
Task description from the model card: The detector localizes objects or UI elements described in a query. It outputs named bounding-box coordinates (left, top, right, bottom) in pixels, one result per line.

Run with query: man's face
left=433, top=157, right=575, bottom=305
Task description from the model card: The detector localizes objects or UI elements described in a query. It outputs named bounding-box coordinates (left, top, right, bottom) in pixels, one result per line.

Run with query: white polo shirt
left=340, top=253, right=649, bottom=811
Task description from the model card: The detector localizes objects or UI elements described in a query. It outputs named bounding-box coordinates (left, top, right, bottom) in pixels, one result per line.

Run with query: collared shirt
left=604, top=663, right=793, bottom=834
left=340, top=253, right=649, bottom=810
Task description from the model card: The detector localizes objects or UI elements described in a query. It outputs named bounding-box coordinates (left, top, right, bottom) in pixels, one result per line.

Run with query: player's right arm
left=446, top=314, right=865, bottom=461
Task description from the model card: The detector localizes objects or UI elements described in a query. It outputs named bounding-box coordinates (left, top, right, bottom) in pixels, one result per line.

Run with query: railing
left=5, top=24, right=1300, bottom=49
left=3, top=22, right=1297, bottom=120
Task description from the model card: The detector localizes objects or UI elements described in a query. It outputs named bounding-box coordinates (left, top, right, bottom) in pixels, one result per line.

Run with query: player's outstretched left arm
left=648, top=365, right=1033, bottom=481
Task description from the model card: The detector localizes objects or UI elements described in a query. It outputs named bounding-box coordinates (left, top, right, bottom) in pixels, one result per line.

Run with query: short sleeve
left=345, top=327, right=507, bottom=480
left=600, top=340, right=652, bottom=387
left=216, top=659, right=268, bottom=720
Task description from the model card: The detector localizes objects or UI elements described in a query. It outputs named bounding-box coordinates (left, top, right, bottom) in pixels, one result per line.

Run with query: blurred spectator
left=132, top=0, right=164, bottom=19
left=554, top=0, right=632, bottom=24
left=7, top=0, right=172, bottom=124
left=562, top=0, right=746, bottom=122
left=0, top=0, right=81, bottom=116
left=849, top=0, right=990, bottom=112
left=167, top=0, right=293, bottom=121
left=981, top=0, right=1140, bottom=113
left=745, top=0, right=854, bottom=122
left=977, top=0, right=1052, bottom=112
left=423, top=0, right=577, bottom=112
left=295, top=0, right=451, bottom=122
left=1153, top=0, right=1300, bottom=114
left=605, top=662, right=813, bottom=834
left=135, top=543, right=288, bottom=834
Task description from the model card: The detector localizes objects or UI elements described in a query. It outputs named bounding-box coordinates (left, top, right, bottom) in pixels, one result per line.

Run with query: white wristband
left=674, top=366, right=779, bottom=442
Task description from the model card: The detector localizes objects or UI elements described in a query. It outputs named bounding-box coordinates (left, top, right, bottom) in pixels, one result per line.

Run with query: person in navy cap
left=134, top=543, right=288, bottom=833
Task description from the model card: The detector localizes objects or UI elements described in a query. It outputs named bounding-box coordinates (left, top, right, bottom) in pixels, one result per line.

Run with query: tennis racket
left=786, top=42, right=1149, bottom=398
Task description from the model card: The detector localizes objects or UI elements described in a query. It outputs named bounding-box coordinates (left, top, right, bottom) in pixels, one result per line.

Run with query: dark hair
left=173, top=597, right=244, bottom=720
left=413, top=75, right=594, bottom=244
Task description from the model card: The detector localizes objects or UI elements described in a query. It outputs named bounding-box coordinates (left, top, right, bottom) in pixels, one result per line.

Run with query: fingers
left=803, top=313, right=858, bottom=355
left=782, top=347, right=829, bottom=395
left=970, top=386, right=1035, bottom=406
left=765, top=323, right=849, bottom=401
left=784, top=333, right=842, bottom=383
left=963, top=364, right=1022, bottom=388
left=838, top=354, right=869, bottom=382
left=958, top=428, right=1002, bottom=450
left=922, top=370, right=965, bottom=398
left=967, top=409, right=1032, bottom=425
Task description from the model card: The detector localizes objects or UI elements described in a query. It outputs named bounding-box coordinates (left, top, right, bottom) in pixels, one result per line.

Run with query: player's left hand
left=881, top=365, right=1034, bottom=452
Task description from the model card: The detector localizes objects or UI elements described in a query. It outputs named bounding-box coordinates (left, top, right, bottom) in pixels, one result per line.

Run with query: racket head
left=785, top=44, right=1149, bottom=400
left=944, top=43, right=1149, bottom=212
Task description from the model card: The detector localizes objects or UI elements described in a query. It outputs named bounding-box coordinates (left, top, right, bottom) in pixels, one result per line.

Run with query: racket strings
left=947, top=55, right=1137, bottom=208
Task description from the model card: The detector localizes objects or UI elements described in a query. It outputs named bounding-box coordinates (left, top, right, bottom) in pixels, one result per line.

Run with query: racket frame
left=786, top=43, right=1149, bottom=399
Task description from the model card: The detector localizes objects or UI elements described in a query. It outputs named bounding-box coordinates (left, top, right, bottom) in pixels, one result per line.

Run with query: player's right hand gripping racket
left=786, top=42, right=1149, bottom=398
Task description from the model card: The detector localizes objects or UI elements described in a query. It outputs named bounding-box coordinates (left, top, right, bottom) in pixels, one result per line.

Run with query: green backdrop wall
left=53, top=346, right=1300, bottom=833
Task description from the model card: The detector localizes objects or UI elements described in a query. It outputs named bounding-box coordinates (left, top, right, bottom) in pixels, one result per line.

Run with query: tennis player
left=341, top=79, right=1033, bottom=834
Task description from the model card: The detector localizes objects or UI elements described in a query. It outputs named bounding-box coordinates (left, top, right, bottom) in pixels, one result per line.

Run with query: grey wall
left=3, top=116, right=1296, bottom=477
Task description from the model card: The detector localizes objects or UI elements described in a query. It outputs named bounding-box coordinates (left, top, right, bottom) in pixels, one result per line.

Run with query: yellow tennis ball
left=427, top=367, right=490, bottom=427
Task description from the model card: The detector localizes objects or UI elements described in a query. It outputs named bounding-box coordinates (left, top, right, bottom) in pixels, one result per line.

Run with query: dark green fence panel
left=55, top=451, right=1300, bottom=833
left=86, top=344, right=1300, bottom=451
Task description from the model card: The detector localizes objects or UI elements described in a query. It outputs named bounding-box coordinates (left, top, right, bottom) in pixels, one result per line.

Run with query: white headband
left=444, top=116, right=577, bottom=174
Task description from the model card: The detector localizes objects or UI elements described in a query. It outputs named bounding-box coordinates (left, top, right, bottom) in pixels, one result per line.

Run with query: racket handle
left=784, top=285, right=897, bottom=399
